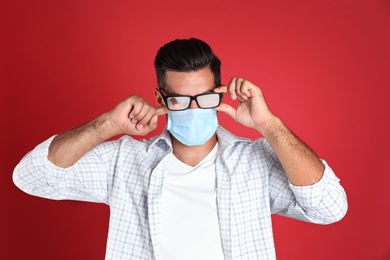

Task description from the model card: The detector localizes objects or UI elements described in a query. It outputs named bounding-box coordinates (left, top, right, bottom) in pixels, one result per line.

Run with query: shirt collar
left=147, top=127, right=173, bottom=153
left=216, top=126, right=251, bottom=151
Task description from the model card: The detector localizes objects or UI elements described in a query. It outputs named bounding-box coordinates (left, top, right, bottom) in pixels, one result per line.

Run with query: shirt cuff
left=288, top=160, right=340, bottom=209
left=31, top=135, right=73, bottom=186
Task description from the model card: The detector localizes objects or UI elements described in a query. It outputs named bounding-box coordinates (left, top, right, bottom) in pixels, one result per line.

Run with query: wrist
left=255, top=115, right=284, bottom=139
left=94, top=112, right=122, bottom=141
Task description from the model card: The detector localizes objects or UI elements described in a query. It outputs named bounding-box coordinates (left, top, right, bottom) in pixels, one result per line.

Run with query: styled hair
left=154, top=38, right=221, bottom=89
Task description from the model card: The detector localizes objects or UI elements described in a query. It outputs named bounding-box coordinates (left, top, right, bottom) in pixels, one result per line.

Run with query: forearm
left=48, top=112, right=117, bottom=168
left=258, top=116, right=324, bottom=186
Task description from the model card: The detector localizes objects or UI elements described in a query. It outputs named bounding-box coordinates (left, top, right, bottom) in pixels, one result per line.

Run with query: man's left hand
left=214, top=78, right=276, bottom=134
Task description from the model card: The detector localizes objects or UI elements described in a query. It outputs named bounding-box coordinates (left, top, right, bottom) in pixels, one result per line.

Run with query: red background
left=1, top=0, right=390, bottom=259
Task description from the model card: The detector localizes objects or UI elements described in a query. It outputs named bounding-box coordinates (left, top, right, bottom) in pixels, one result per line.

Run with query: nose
left=189, top=99, right=199, bottom=109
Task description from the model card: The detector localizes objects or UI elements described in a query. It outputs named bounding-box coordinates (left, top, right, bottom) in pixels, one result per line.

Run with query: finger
left=213, top=86, right=227, bottom=93
left=235, top=78, right=246, bottom=99
left=236, top=78, right=252, bottom=101
left=240, top=80, right=252, bottom=98
left=146, top=114, right=159, bottom=130
left=136, top=107, right=157, bottom=130
left=137, top=105, right=168, bottom=130
left=214, top=103, right=236, bottom=120
left=131, top=103, right=150, bottom=125
left=137, top=114, right=158, bottom=134
left=155, top=105, right=170, bottom=116
left=132, top=113, right=159, bottom=134
left=129, top=100, right=144, bottom=120
left=214, top=85, right=245, bottom=102
left=227, top=78, right=238, bottom=100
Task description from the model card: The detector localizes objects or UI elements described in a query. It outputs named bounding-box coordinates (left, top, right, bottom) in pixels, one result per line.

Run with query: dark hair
left=154, top=38, right=221, bottom=89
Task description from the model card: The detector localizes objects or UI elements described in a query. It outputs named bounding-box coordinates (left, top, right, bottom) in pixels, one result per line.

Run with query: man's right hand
left=48, top=95, right=168, bottom=168
left=106, top=95, right=169, bottom=137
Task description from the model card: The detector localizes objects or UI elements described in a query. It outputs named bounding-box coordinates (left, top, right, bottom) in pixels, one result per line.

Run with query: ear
left=154, top=88, right=164, bottom=106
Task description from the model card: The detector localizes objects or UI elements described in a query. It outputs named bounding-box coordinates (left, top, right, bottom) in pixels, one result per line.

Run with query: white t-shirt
left=160, top=143, right=224, bottom=260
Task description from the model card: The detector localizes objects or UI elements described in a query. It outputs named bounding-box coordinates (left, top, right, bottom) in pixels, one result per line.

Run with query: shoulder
left=97, top=130, right=172, bottom=156
left=217, top=126, right=268, bottom=148
left=216, top=126, right=272, bottom=158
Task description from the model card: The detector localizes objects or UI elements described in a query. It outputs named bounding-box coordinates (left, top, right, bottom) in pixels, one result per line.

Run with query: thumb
left=155, top=105, right=169, bottom=116
left=215, top=103, right=236, bottom=120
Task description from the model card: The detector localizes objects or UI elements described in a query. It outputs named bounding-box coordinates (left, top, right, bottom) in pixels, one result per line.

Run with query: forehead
left=165, top=67, right=215, bottom=95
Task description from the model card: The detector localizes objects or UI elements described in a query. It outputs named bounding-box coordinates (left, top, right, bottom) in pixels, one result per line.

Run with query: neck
left=171, top=134, right=218, bottom=167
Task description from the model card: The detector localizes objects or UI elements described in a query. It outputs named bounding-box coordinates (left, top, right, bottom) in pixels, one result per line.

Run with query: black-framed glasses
left=160, top=88, right=223, bottom=111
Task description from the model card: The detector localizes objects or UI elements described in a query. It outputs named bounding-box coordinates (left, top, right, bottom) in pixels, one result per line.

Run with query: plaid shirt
left=13, top=126, right=347, bottom=259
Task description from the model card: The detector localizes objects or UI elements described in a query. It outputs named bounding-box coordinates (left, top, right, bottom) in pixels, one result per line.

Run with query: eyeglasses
left=160, top=88, right=223, bottom=111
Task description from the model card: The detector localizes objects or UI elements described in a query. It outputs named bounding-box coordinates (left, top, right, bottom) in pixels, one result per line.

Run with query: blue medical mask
left=167, top=109, right=218, bottom=146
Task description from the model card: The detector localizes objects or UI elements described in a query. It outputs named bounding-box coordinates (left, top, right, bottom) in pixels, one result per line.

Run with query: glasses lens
left=167, top=96, right=190, bottom=110
left=196, top=93, right=221, bottom=108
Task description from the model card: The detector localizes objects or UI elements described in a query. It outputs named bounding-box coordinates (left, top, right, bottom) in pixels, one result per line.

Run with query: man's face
left=156, top=67, right=215, bottom=109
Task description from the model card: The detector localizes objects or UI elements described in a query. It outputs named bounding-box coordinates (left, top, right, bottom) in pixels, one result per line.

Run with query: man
left=13, top=38, right=348, bottom=259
